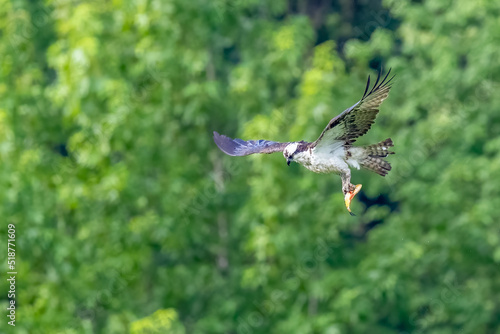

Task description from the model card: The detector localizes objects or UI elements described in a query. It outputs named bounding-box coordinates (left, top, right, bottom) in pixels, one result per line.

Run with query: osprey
left=214, top=70, right=395, bottom=215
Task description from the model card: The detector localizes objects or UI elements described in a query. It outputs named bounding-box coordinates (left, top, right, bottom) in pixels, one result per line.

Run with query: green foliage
left=1, top=0, right=499, bottom=333
left=131, top=309, right=185, bottom=334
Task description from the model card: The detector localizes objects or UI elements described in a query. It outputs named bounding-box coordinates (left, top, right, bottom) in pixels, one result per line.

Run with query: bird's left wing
left=312, top=69, right=395, bottom=149
left=213, top=131, right=289, bottom=156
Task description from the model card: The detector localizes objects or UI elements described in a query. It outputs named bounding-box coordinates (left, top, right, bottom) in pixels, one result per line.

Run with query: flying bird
left=213, top=69, right=395, bottom=215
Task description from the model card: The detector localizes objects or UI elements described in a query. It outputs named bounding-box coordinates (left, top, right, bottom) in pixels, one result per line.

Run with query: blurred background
left=1, top=0, right=500, bottom=333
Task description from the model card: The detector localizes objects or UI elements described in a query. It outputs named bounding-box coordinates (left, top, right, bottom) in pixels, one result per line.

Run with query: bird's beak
left=345, top=184, right=362, bottom=216
left=287, top=158, right=291, bottom=166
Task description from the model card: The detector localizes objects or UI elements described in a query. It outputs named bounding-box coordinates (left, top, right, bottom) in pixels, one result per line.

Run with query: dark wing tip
left=213, top=131, right=241, bottom=156
left=362, top=75, right=371, bottom=99
left=362, top=68, right=395, bottom=100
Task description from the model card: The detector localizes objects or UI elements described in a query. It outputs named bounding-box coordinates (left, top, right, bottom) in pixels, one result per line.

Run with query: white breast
left=294, top=144, right=349, bottom=174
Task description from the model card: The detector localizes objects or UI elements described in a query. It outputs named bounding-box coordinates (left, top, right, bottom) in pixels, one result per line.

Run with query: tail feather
left=364, top=138, right=394, bottom=158
left=360, top=156, right=392, bottom=176
left=360, top=138, right=394, bottom=176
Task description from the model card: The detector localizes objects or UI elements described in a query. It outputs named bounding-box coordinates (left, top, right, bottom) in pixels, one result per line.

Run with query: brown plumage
left=312, top=69, right=394, bottom=147
left=360, top=156, right=392, bottom=176
left=363, top=138, right=394, bottom=158
left=358, top=138, right=394, bottom=176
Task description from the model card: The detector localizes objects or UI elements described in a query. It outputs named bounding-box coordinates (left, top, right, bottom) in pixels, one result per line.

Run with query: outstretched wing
left=213, top=131, right=289, bottom=156
left=312, top=69, right=395, bottom=148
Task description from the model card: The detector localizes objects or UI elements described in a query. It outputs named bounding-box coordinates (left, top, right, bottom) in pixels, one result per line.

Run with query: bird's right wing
left=312, top=69, right=394, bottom=149
left=213, top=132, right=289, bottom=156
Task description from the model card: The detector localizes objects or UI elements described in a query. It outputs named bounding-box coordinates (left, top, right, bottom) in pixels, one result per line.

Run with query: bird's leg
left=341, top=171, right=362, bottom=216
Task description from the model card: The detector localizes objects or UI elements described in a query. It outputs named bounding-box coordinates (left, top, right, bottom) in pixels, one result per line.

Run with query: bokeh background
left=1, top=0, right=500, bottom=333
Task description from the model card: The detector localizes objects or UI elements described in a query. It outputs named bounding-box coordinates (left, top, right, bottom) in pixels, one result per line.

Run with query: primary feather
left=213, top=131, right=289, bottom=156
left=313, top=69, right=395, bottom=148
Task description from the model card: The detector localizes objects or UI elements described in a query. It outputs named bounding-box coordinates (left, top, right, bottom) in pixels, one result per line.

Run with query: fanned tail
left=360, top=156, right=392, bottom=176
left=363, top=138, right=394, bottom=158
left=360, top=138, right=394, bottom=176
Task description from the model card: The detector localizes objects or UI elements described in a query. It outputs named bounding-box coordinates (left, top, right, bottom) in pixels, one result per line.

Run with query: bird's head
left=283, top=142, right=299, bottom=166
